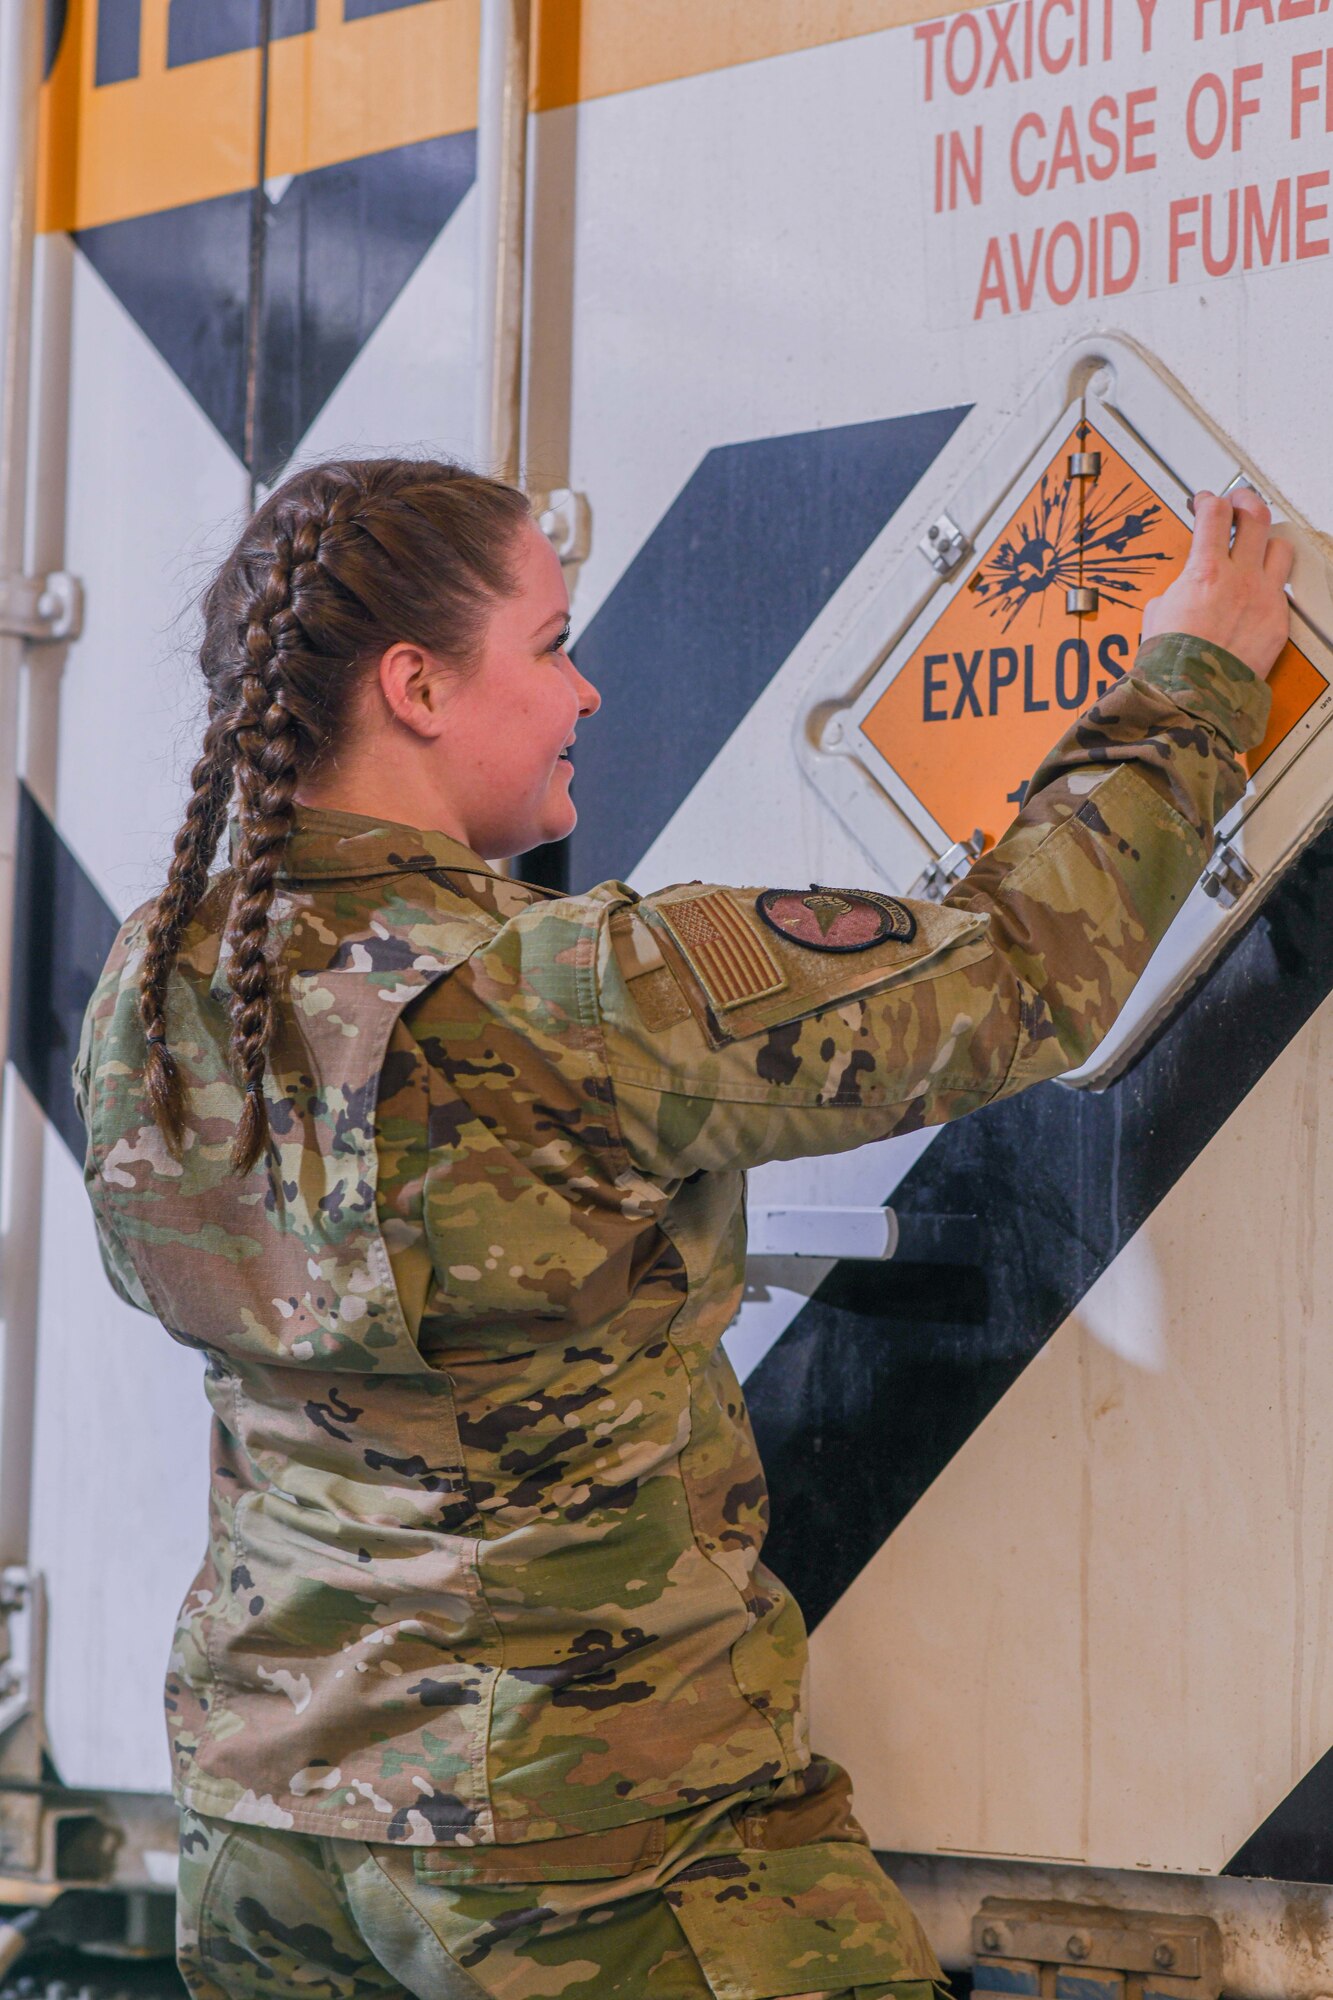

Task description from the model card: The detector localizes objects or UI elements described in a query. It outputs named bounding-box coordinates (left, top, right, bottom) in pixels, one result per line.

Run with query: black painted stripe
left=1225, top=1741, right=1333, bottom=1882
left=7, top=785, right=120, bottom=1160
left=749, top=835, right=1333, bottom=1624
left=563, top=407, right=972, bottom=890
left=94, top=0, right=142, bottom=86
left=167, top=0, right=314, bottom=68
left=46, top=0, right=70, bottom=78
left=344, top=0, right=435, bottom=17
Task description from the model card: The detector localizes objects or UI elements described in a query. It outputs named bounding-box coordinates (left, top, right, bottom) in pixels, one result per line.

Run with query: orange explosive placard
left=859, top=420, right=1327, bottom=850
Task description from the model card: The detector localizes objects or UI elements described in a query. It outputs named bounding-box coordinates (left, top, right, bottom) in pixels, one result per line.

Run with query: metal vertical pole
left=0, top=0, right=46, bottom=1571
left=473, top=0, right=532, bottom=484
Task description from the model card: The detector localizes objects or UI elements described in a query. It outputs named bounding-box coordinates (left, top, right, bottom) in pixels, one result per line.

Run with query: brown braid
left=138, top=700, right=235, bottom=1153
left=138, top=458, right=532, bottom=1175
left=223, top=522, right=309, bottom=1172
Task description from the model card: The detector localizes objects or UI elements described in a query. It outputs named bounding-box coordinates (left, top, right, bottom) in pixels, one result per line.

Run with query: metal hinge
left=0, top=571, right=83, bottom=643
left=910, top=828, right=985, bottom=903
left=531, top=488, right=592, bottom=569
left=919, top=510, right=971, bottom=576
left=973, top=1899, right=1221, bottom=1999
left=1200, top=839, right=1257, bottom=909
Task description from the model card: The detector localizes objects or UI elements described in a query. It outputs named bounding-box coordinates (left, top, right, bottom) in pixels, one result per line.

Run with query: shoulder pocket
left=663, top=1838, right=943, bottom=1999
left=640, top=889, right=991, bottom=1050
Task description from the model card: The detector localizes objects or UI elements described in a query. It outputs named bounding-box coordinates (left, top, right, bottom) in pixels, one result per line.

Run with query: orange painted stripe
left=530, top=0, right=991, bottom=112
left=39, top=0, right=988, bottom=235
left=38, top=0, right=479, bottom=234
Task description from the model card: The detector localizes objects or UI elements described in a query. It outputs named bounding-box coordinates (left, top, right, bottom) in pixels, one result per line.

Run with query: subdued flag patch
left=658, top=892, right=787, bottom=1013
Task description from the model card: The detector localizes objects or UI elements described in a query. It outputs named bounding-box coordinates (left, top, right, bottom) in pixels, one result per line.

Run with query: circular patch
left=754, top=885, right=917, bottom=953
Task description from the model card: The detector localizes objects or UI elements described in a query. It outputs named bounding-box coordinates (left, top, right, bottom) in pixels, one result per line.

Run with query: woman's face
left=427, top=520, right=601, bottom=859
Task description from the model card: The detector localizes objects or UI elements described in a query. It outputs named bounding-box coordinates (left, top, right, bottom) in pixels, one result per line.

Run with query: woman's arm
left=594, top=631, right=1268, bottom=1179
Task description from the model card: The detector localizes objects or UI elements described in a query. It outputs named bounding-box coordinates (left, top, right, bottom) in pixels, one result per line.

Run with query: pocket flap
left=664, top=1840, right=943, bottom=2000
left=413, top=1814, right=665, bottom=1886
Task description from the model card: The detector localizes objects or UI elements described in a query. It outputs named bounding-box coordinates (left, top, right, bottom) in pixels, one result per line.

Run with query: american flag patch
left=657, top=892, right=787, bottom=1013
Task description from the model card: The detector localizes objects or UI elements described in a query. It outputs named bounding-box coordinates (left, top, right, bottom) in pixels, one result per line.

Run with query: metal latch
left=909, top=827, right=985, bottom=903
left=973, top=1899, right=1221, bottom=2000
left=532, top=489, right=591, bottom=569
left=1200, top=839, right=1257, bottom=908
left=919, top=510, right=970, bottom=576
left=0, top=571, right=83, bottom=643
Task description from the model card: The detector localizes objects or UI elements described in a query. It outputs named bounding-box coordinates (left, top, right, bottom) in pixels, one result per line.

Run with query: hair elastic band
left=144, top=1031, right=167, bottom=1048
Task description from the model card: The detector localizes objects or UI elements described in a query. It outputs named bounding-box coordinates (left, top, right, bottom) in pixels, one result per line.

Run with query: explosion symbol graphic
left=972, top=440, right=1174, bottom=634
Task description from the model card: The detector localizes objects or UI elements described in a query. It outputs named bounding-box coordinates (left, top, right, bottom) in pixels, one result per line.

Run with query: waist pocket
left=412, top=1814, right=665, bottom=1887
left=663, top=1839, right=943, bottom=2000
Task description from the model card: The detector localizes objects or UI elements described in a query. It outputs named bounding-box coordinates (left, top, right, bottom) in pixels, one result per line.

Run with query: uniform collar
left=265, top=806, right=494, bottom=884
left=225, top=810, right=557, bottom=912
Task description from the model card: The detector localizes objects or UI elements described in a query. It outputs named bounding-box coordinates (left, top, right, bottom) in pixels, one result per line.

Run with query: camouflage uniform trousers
left=177, top=1761, right=947, bottom=2000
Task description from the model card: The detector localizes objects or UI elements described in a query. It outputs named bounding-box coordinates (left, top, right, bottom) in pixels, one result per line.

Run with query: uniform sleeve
left=74, top=965, right=156, bottom=1317
left=595, top=633, right=1270, bottom=1179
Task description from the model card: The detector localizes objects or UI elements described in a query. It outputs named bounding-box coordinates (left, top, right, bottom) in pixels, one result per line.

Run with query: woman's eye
left=548, top=627, right=571, bottom=656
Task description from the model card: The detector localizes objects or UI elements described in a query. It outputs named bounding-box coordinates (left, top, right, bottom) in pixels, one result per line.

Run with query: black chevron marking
left=73, top=130, right=475, bottom=476
left=7, top=786, right=120, bottom=1159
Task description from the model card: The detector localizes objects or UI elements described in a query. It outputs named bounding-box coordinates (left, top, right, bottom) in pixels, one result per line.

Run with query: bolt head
left=1066, top=1933, right=1090, bottom=1961
left=979, top=1926, right=1001, bottom=1953
left=1153, top=1943, right=1176, bottom=1970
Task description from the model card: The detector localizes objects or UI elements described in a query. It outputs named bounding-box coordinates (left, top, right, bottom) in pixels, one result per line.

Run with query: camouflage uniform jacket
left=76, top=635, right=1267, bottom=1848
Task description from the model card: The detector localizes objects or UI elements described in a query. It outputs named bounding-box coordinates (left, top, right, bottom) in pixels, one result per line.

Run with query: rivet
left=1153, top=1943, right=1176, bottom=1971
left=1066, top=1934, right=1090, bottom=1961
left=980, top=1926, right=1001, bottom=1953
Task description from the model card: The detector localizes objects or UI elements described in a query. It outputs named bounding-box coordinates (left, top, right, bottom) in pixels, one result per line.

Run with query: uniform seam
left=652, top=1201, right=795, bottom=1780
left=578, top=902, right=638, bottom=1182
left=193, top=1825, right=244, bottom=1970
left=611, top=1072, right=990, bottom=1112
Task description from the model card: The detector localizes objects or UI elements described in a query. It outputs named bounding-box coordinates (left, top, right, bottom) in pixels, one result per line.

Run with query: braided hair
left=139, top=458, right=532, bottom=1174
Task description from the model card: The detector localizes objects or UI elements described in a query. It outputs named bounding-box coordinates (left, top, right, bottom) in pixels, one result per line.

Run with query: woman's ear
left=377, top=642, right=447, bottom=741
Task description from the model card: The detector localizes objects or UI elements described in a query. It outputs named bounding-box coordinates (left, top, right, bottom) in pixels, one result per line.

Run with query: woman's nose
left=574, top=664, right=601, bottom=717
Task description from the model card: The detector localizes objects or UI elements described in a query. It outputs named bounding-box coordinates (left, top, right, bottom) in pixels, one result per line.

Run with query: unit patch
left=656, top=892, right=787, bottom=1012
left=755, top=886, right=918, bottom=953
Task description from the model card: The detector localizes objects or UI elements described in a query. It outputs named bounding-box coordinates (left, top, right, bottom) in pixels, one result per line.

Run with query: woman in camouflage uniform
left=76, top=460, right=1288, bottom=2000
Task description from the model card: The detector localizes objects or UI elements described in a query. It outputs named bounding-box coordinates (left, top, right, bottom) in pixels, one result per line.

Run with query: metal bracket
left=919, top=510, right=970, bottom=577
left=909, top=827, right=985, bottom=903
left=0, top=571, right=83, bottom=643
left=973, top=1898, right=1221, bottom=1999
left=746, top=1206, right=978, bottom=1264
left=747, top=1205, right=899, bottom=1261
left=531, top=489, right=592, bottom=569
left=0, top=1570, right=40, bottom=1740
left=1200, top=839, right=1257, bottom=909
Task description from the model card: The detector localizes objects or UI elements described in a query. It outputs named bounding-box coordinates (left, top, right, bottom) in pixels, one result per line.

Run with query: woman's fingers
left=1188, top=490, right=1234, bottom=564
left=1228, top=486, right=1272, bottom=569
left=1263, top=531, right=1295, bottom=587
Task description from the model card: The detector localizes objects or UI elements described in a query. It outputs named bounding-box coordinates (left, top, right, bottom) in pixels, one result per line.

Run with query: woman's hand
left=1140, top=487, right=1293, bottom=681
